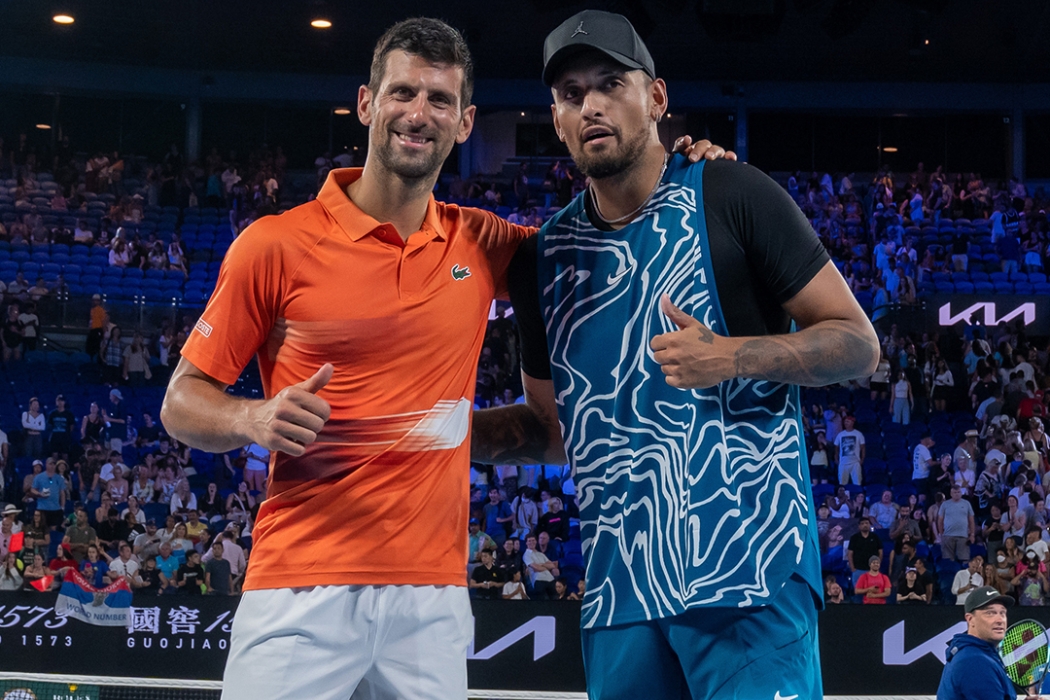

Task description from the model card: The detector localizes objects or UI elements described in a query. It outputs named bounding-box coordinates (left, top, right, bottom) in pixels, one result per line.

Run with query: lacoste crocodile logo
left=452, top=264, right=472, bottom=281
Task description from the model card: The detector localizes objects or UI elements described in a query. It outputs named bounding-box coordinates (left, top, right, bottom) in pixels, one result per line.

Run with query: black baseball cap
left=542, top=10, right=655, bottom=86
left=964, top=585, right=1014, bottom=614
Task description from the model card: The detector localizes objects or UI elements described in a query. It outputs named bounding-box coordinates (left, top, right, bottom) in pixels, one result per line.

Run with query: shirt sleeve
left=507, top=236, right=552, bottom=380
left=700, top=160, right=831, bottom=329
left=179, top=219, right=285, bottom=385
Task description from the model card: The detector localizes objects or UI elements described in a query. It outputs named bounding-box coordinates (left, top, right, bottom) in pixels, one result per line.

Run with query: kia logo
left=938, top=302, right=1036, bottom=327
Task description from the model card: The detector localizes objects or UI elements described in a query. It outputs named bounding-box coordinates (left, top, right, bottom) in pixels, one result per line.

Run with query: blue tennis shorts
left=581, top=573, right=822, bottom=700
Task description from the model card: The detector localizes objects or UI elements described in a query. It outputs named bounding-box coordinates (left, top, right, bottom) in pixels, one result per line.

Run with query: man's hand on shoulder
left=671, top=136, right=738, bottom=163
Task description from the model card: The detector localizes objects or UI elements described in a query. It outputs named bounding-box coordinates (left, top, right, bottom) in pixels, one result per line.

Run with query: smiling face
left=550, top=54, right=665, bottom=181
left=358, top=50, right=475, bottom=182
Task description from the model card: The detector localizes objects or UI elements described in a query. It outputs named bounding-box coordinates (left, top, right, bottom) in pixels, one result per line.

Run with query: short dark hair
left=858, top=517, right=871, bottom=525
left=369, top=18, right=474, bottom=110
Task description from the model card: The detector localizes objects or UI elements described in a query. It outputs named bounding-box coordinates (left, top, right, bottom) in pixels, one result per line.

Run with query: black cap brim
left=543, top=44, right=648, bottom=86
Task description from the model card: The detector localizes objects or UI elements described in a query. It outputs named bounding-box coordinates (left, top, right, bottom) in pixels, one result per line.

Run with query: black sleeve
left=507, top=236, right=552, bottom=380
left=702, top=160, right=832, bottom=338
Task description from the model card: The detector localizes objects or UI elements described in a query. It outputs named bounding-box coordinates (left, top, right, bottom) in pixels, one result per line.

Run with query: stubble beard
left=372, top=126, right=450, bottom=182
left=570, top=124, right=650, bottom=181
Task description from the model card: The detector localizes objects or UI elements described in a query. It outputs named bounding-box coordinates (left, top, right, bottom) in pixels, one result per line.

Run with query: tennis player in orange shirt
left=161, top=16, right=729, bottom=700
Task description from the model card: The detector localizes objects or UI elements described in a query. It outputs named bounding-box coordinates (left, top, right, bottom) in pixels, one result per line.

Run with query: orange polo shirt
left=180, top=168, right=533, bottom=590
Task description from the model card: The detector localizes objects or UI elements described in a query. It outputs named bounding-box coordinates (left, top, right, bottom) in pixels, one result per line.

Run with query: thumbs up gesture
left=246, top=364, right=333, bottom=456
left=650, top=295, right=732, bottom=390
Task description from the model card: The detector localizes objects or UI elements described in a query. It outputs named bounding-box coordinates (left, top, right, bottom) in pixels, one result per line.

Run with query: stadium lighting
left=35, top=124, right=51, bottom=130
left=311, top=19, right=332, bottom=29
left=52, top=14, right=75, bottom=24
left=333, top=108, right=351, bottom=115
left=882, top=146, right=898, bottom=153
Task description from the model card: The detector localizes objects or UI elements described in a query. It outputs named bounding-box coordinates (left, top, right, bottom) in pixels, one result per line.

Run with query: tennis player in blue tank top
left=472, top=10, right=881, bottom=700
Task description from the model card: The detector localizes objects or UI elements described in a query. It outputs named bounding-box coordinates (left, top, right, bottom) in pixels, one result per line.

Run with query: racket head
left=999, top=618, right=1050, bottom=690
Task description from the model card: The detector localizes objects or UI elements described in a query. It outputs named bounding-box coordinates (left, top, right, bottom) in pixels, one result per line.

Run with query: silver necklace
left=590, top=152, right=669, bottom=225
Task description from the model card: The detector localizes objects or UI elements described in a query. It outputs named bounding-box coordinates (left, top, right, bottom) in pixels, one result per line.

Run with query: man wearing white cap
left=102, top=388, right=127, bottom=454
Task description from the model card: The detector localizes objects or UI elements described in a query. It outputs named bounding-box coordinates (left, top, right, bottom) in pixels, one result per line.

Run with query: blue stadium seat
left=994, top=282, right=1014, bottom=294
left=124, top=267, right=143, bottom=279
left=953, top=282, right=974, bottom=294
left=1015, top=283, right=1034, bottom=295
left=1029, top=273, right=1047, bottom=284
left=144, top=268, right=165, bottom=280
left=20, top=262, right=40, bottom=277
left=989, top=271, right=1008, bottom=283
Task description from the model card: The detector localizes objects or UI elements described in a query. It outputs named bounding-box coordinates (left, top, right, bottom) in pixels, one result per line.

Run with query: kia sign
left=0, top=593, right=1045, bottom=696
left=930, top=294, right=1050, bottom=334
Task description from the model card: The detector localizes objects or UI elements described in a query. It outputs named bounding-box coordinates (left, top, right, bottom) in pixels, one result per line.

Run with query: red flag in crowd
left=30, top=576, right=54, bottom=592
left=8, top=532, right=23, bottom=553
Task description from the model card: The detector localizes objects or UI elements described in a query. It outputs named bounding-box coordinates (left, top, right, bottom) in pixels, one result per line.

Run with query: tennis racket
left=999, top=618, right=1050, bottom=693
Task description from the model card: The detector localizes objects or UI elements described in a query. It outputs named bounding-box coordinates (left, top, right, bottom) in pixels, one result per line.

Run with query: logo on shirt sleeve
left=451, top=264, right=472, bottom=281
left=194, top=318, right=213, bottom=338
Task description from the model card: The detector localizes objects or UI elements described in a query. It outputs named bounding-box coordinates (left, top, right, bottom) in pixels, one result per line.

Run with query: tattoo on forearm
left=472, top=404, right=555, bottom=466
left=732, top=320, right=878, bottom=387
left=697, top=326, right=715, bottom=344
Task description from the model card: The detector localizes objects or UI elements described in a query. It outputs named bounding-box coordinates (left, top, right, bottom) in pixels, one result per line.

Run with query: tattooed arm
left=651, top=261, right=880, bottom=389
left=472, top=373, right=567, bottom=466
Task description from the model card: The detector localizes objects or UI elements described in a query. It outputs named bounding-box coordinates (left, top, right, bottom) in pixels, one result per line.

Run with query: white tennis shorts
left=221, top=584, right=473, bottom=700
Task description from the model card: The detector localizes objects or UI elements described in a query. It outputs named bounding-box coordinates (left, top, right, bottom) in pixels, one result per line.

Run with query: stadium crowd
left=1, top=127, right=1050, bottom=606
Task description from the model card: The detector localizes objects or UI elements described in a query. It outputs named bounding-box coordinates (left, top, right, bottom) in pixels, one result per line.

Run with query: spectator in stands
left=154, top=464, right=177, bottom=506
left=120, top=495, right=145, bottom=526
left=101, top=388, right=127, bottom=453
left=85, top=295, right=107, bottom=361
left=184, top=510, right=207, bottom=542
left=930, top=453, right=954, bottom=500
left=912, top=434, right=937, bottom=497
left=1010, top=555, right=1048, bottom=606
left=952, top=555, right=985, bottom=605
left=16, top=301, right=39, bottom=351
left=867, top=490, right=896, bottom=531
left=133, top=520, right=162, bottom=560
left=848, top=490, right=868, bottom=519
left=170, top=479, right=197, bottom=517
left=131, top=466, right=154, bottom=504
left=502, top=567, right=528, bottom=600
left=30, top=457, right=65, bottom=530
left=469, top=549, right=503, bottom=599
left=155, top=541, right=180, bottom=593
left=46, top=394, right=75, bottom=459
left=122, top=333, right=151, bottom=386
left=22, top=509, right=49, bottom=564
left=63, top=507, right=96, bottom=563
left=241, top=442, right=269, bottom=494
left=1024, top=526, right=1049, bottom=565
left=107, top=542, right=141, bottom=587
left=897, top=568, right=927, bottom=604
left=468, top=518, right=496, bottom=566
left=167, top=235, right=188, bottom=278
left=108, top=240, right=130, bottom=268
left=96, top=508, right=129, bottom=553
left=80, top=543, right=109, bottom=587
left=81, top=402, right=104, bottom=445
left=856, top=555, right=891, bottom=604
left=538, top=496, right=570, bottom=542
left=890, top=503, right=922, bottom=543
left=1, top=304, right=23, bottom=365
left=203, top=530, right=247, bottom=584
left=137, top=412, right=161, bottom=449
left=913, top=558, right=935, bottom=604
left=175, top=549, right=204, bottom=595
left=930, top=359, right=954, bottom=413
left=983, top=561, right=1012, bottom=598
left=21, top=398, right=44, bottom=458
left=847, top=517, right=882, bottom=591
left=834, top=415, right=865, bottom=486
left=205, top=540, right=233, bottom=595
left=823, top=575, right=844, bottom=604
left=100, top=327, right=124, bottom=386
left=523, top=533, right=557, bottom=600
left=0, top=551, right=23, bottom=590
left=890, top=369, right=913, bottom=425
left=509, top=487, right=539, bottom=540
left=22, top=553, right=56, bottom=591
left=940, top=484, right=976, bottom=562
left=199, top=482, right=223, bottom=522
left=168, top=522, right=194, bottom=564
left=955, top=453, right=977, bottom=499
left=482, top=488, right=513, bottom=548
left=106, top=464, right=129, bottom=503
left=225, top=481, right=254, bottom=524
left=496, top=536, right=522, bottom=578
